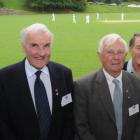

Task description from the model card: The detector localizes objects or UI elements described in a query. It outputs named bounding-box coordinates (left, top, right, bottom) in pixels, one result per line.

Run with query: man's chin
left=111, top=67, right=122, bottom=71
left=31, top=62, right=48, bottom=69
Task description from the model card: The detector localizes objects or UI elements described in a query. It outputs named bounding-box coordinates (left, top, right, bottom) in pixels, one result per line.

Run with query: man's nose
left=113, top=53, right=119, bottom=59
left=38, top=48, right=45, bottom=56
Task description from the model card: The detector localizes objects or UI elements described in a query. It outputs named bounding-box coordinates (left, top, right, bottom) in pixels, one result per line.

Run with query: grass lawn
left=4, top=0, right=24, bottom=10
left=86, top=1, right=140, bottom=13
left=0, top=13, right=139, bottom=80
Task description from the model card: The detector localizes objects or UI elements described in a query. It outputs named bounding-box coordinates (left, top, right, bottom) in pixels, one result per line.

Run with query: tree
left=24, top=0, right=87, bottom=11
left=0, top=0, right=4, bottom=7
left=72, top=0, right=87, bottom=11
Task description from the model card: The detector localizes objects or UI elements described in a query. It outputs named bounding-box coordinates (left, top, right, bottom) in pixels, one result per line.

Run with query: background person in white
left=86, top=15, right=90, bottom=24
left=72, top=14, right=76, bottom=24
left=74, top=33, right=140, bottom=140
left=52, top=13, right=55, bottom=22
left=0, top=23, right=74, bottom=140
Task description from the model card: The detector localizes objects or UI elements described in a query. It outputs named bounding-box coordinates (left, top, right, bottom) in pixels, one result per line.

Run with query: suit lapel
left=47, top=62, right=61, bottom=119
left=122, top=71, right=136, bottom=108
left=122, top=71, right=137, bottom=133
left=15, top=60, right=38, bottom=121
left=95, top=69, right=116, bottom=123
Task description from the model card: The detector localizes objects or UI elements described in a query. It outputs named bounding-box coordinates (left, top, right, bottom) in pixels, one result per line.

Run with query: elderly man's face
left=23, top=32, right=51, bottom=69
left=98, top=41, right=127, bottom=77
left=130, top=37, right=140, bottom=66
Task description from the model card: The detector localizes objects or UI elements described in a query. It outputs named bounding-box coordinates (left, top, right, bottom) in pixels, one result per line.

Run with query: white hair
left=20, top=23, right=53, bottom=46
left=98, top=33, right=128, bottom=53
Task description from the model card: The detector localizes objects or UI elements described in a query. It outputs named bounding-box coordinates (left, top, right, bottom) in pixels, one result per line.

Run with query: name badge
left=129, top=104, right=139, bottom=116
left=61, top=93, right=72, bottom=107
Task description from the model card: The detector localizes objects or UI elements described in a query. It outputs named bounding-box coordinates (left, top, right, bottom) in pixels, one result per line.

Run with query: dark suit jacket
left=0, top=60, right=74, bottom=140
left=123, top=61, right=128, bottom=71
left=74, top=69, right=140, bottom=140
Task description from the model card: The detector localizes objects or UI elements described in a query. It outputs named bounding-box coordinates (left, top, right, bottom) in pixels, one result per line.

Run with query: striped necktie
left=34, top=71, right=51, bottom=140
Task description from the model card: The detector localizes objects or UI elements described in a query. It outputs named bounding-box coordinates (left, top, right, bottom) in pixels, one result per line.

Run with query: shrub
left=24, top=0, right=87, bottom=11
left=0, top=0, right=4, bottom=7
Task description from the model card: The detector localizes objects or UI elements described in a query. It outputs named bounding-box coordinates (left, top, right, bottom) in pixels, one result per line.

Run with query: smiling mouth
left=36, top=58, right=44, bottom=60
left=112, top=63, right=120, bottom=65
left=35, top=57, right=46, bottom=60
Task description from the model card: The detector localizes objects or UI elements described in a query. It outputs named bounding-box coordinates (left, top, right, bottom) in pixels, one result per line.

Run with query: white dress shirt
left=103, top=68, right=123, bottom=101
left=25, top=59, right=52, bottom=113
left=126, top=58, right=138, bottom=74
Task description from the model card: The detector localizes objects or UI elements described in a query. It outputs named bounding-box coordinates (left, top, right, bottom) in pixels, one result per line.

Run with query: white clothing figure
left=86, top=15, right=90, bottom=24
left=121, top=13, right=124, bottom=21
left=52, top=13, right=55, bottom=22
left=72, top=14, right=76, bottom=24
left=96, top=13, right=100, bottom=20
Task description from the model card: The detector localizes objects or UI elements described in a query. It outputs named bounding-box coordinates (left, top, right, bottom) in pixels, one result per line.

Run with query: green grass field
left=0, top=13, right=140, bottom=79
left=86, top=2, right=140, bottom=13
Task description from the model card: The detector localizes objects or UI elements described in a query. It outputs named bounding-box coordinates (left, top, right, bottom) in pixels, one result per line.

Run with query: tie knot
left=113, top=79, right=119, bottom=85
left=35, top=71, right=42, bottom=78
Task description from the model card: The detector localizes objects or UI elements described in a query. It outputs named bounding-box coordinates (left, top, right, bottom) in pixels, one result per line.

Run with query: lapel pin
left=128, top=96, right=130, bottom=99
left=126, top=89, right=128, bottom=93
left=125, top=89, right=130, bottom=99
left=55, top=89, right=59, bottom=96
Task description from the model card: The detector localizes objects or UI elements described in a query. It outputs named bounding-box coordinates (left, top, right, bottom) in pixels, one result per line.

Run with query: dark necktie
left=34, top=71, right=51, bottom=140
left=113, top=79, right=123, bottom=140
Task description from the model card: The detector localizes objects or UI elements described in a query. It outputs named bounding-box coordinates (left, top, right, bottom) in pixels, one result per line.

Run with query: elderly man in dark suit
left=74, top=33, right=140, bottom=140
left=0, top=23, right=74, bottom=140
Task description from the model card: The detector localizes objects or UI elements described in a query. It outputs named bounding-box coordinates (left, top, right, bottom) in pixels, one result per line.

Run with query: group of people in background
left=0, top=23, right=140, bottom=140
left=53, top=13, right=125, bottom=24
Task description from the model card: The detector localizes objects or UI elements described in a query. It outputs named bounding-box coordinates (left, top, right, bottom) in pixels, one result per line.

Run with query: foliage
left=2, top=0, right=140, bottom=12
left=0, top=0, right=4, bottom=7
left=4, top=0, right=24, bottom=10
left=24, top=0, right=87, bottom=11
left=71, top=0, right=87, bottom=11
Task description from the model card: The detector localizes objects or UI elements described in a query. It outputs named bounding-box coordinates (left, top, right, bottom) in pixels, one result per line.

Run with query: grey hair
left=20, top=23, right=53, bottom=46
left=98, top=33, right=128, bottom=54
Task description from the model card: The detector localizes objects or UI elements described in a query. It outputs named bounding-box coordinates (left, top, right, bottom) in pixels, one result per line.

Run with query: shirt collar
left=103, top=68, right=122, bottom=83
left=25, top=59, right=49, bottom=78
left=127, top=58, right=135, bottom=73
